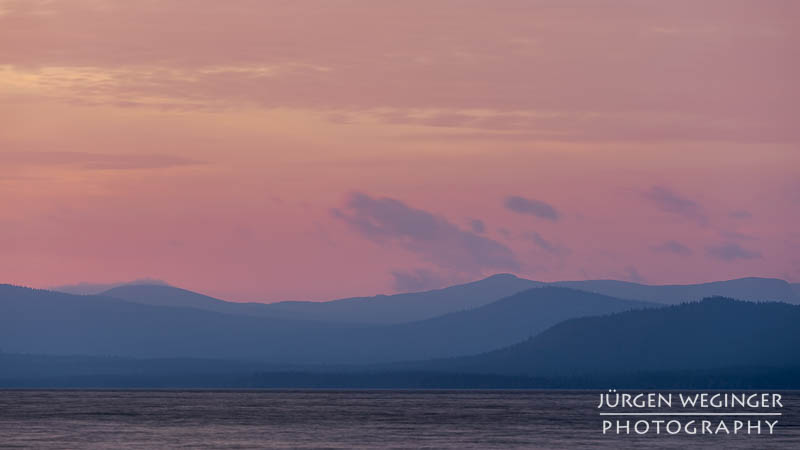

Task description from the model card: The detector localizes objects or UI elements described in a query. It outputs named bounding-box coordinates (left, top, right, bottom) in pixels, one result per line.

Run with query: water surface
left=1, top=390, right=797, bottom=448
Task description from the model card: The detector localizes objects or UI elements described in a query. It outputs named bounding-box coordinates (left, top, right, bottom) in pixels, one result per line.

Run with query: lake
left=1, top=390, right=798, bottom=448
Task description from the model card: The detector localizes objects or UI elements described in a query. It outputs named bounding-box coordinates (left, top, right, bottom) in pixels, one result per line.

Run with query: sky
left=1, top=0, right=798, bottom=301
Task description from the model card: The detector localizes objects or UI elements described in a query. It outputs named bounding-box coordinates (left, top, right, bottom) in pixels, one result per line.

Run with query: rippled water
left=1, top=390, right=798, bottom=448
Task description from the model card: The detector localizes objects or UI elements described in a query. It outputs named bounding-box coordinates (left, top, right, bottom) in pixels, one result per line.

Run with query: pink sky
left=1, top=0, right=798, bottom=301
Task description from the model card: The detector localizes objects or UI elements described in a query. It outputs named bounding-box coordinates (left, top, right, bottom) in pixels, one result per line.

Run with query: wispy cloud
left=643, top=186, right=707, bottom=225
left=719, top=230, right=758, bottom=241
left=523, top=231, right=569, bottom=256
left=729, top=210, right=753, bottom=219
left=706, top=242, right=762, bottom=261
left=650, top=240, right=693, bottom=256
left=469, top=219, right=486, bottom=234
left=504, top=196, right=559, bottom=221
left=3, top=1, right=793, bottom=142
left=333, top=192, right=521, bottom=275
left=0, top=151, right=202, bottom=170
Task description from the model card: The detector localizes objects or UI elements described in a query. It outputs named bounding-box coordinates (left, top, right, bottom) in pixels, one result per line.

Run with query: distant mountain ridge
left=101, top=273, right=543, bottom=324
left=6, top=275, right=798, bottom=373
left=552, top=277, right=798, bottom=305
left=0, top=284, right=648, bottom=364
left=2, top=295, right=798, bottom=388
left=100, top=284, right=291, bottom=320
left=94, top=274, right=798, bottom=326
left=386, top=287, right=650, bottom=359
left=49, top=279, right=170, bottom=295
left=418, top=297, right=800, bottom=376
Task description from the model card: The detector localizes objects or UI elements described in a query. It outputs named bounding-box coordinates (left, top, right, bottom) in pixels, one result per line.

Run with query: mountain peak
left=483, top=273, right=520, bottom=281
left=50, top=279, right=170, bottom=295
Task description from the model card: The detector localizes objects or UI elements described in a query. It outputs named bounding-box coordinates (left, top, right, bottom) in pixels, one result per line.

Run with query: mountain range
left=57, top=274, right=800, bottom=326
left=99, top=273, right=542, bottom=324
left=2, top=297, right=798, bottom=389
left=0, top=284, right=647, bottom=363
left=3, top=274, right=799, bottom=388
left=551, top=277, right=799, bottom=305
left=413, top=297, right=800, bottom=376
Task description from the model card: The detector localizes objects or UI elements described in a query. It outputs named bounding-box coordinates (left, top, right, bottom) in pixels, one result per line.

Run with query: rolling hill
left=95, top=276, right=799, bottom=330
left=422, top=297, right=800, bottom=376
left=552, top=277, right=798, bottom=304
left=375, top=287, right=650, bottom=359
left=101, top=273, right=543, bottom=323
left=0, top=285, right=646, bottom=364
